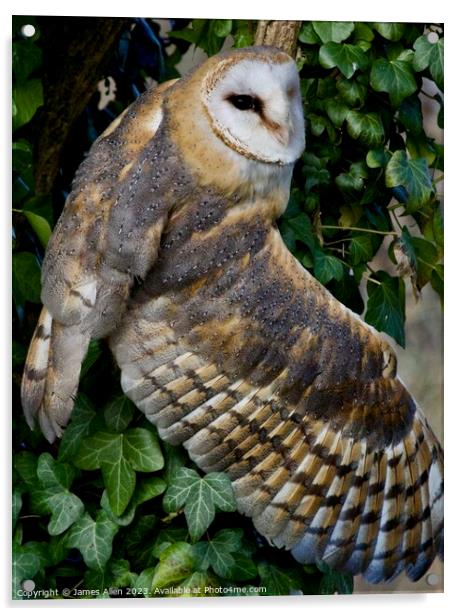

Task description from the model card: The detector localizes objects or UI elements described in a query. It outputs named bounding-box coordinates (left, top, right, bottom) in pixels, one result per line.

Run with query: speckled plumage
left=21, top=46, right=443, bottom=584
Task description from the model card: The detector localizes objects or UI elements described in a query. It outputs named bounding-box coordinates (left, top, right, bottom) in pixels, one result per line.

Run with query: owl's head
left=200, top=46, right=305, bottom=165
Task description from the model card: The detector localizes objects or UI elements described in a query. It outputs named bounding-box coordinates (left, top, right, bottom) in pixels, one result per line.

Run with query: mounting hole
left=22, top=579, right=35, bottom=592
left=427, top=31, right=439, bottom=44
left=426, top=573, right=440, bottom=587
left=21, top=24, right=36, bottom=38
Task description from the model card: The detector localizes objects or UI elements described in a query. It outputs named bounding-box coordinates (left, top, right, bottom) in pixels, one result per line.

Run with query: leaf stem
left=321, top=225, right=398, bottom=237
left=364, top=274, right=381, bottom=285
left=389, top=207, right=403, bottom=231
left=420, top=89, right=437, bottom=100
left=365, top=264, right=382, bottom=284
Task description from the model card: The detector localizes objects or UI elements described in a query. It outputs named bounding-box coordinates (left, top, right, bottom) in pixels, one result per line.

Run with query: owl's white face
left=202, top=55, right=305, bottom=165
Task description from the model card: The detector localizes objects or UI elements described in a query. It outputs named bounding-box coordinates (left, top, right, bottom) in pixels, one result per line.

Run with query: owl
left=21, top=45, right=443, bottom=584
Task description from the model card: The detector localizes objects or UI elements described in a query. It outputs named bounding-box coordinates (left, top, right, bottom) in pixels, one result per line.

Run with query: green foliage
left=290, top=21, right=443, bottom=344
left=12, top=18, right=443, bottom=600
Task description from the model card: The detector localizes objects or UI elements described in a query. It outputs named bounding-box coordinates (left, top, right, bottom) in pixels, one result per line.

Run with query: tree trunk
left=34, top=17, right=129, bottom=195
left=254, top=20, right=301, bottom=58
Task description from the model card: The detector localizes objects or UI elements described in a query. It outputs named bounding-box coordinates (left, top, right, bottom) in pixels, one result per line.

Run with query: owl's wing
left=111, top=227, right=443, bottom=583
left=21, top=80, right=179, bottom=441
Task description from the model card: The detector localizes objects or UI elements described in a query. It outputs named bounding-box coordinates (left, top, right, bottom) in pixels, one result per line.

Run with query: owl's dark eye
left=227, top=94, right=262, bottom=113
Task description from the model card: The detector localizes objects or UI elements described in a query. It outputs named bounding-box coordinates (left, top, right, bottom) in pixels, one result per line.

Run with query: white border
left=3, top=1, right=461, bottom=614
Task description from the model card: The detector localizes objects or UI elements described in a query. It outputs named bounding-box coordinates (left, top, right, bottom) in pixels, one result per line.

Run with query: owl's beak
left=273, top=110, right=295, bottom=147
left=273, top=124, right=291, bottom=146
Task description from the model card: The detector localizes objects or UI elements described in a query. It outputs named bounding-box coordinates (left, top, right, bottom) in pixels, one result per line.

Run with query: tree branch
left=34, top=17, right=129, bottom=195
left=254, top=20, right=301, bottom=58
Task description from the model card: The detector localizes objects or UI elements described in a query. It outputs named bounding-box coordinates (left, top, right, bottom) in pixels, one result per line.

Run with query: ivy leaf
left=104, top=396, right=135, bottom=432
left=48, top=534, right=69, bottom=566
left=150, top=542, right=195, bottom=590
left=432, top=206, right=444, bottom=248
left=203, top=473, right=236, bottom=512
left=134, top=568, right=156, bottom=597
left=431, top=263, right=443, bottom=304
left=133, top=476, right=167, bottom=506
left=373, top=22, right=406, bottom=41
left=286, top=213, right=317, bottom=251
left=365, top=270, right=405, bottom=346
left=80, top=339, right=103, bottom=378
left=298, top=23, right=321, bottom=45
left=123, top=427, right=164, bottom=472
left=406, top=134, right=437, bottom=166
left=163, top=467, right=199, bottom=511
left=183, top=483, right=217, bottom=543
left=74, top=431, right=120, bottom=470
left=212, top=19, right=232, bottom=38
left=195, top=528, right=243, bottom=578
left=350, top=235, right=373, bottom=265
left=66, top=510, right=119, bottom=571
left=12, top=252, right=42, bottom=306
left=229, top=552, right=258, bottom=581
left=353, top=23, right=375, bottom=43
left=45, top=491, right=85, bottom=536
left=12, top=545, right=41, bottom=595
left=75, top=428, right=164, bottom=515
left=12, top=79, right=44, bottom=131
left=37, top=453, right=75, bottom=490
left=153, top=526, right=189, bottom=558
left=346, top=111, right=385, bottom=147
left=413, top=34, right=444, bottom=90
left=412, top=236, right=439, bottom=290
left=336, top=161, right=368, bottom=192
left=318, top=566, right=354, bottom=594
left=319, top=42, right=369, bottom=79
left=100, top=490, right=136, bottom=527
left=398, top=97, right=423, bottom=136
left=108, top=559, right=138, bottom=589
left=385, top=150, right=433, bottom=211
left=232, top=21, right=254, bottom=48
left=308, top=113, right=331, bottom=137
left=21, top=210, right=51, bottom=249
left=13, top=39, right=42, bottom=83
left=258, top=562, right=304, bottom=595
left=169, top=19, right=206, bottom=45
left=312, top=22, right=354, bottom=43
left=163, top=441, right=189, bottom=483
left=36, top=453, right=84, bottom=535
left=59, top=394, right=101, bottom=462
left=125, top=515, right=159, bottom=568
left=163, top=467, right=236, bottom=541
left=336, top=75, right=368, bottom=105
left=14, top=451, right=38, bottom=488
left=314, top=252, right=344, bottom=284
left=370, top=58, right=417, bottom=107
left=328, top=271, right=365, bottom=315
left=13, top=140, right=34, bottom=197
left=366, top=148, right=391, bottom=168
left=100, top=441, right=134, bottom=517
left=13, top=487, right=22, bottom=528
left=325, top=98, right=349, bottom=127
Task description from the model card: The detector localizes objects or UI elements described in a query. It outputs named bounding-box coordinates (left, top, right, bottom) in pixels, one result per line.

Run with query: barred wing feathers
left=111, top=226, right=443, bottom=583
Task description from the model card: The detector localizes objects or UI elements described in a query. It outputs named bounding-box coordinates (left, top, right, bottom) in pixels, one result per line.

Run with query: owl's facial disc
left=202, top=56, right=305, bottom=165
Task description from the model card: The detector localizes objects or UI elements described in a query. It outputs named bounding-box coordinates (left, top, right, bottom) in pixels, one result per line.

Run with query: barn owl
left=21, top=45, right=443, bottom=584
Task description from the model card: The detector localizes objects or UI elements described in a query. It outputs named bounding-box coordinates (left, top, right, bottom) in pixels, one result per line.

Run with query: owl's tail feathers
left=21, top=306, right=91, bottom=443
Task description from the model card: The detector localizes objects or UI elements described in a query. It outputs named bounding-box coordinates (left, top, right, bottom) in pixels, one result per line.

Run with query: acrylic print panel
left=12, top=15, right=443, bottom=599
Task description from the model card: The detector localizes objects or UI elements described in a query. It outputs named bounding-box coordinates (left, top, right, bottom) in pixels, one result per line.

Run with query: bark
left=34, top=17, right=129, bottom=194
left=254, top=20, right=301, bottom=58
